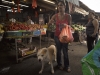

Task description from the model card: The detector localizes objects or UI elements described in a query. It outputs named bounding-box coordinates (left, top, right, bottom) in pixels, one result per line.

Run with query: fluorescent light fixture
left=14, top=8, right=17, bottom=9
left=14, top=8, right=23, bottom=10
left=0, top=5, right=11, bottom=8
left=2, top=0, right=29, bottom=7
left=2, top=0, right=15, bottom=4
left=15, top=4, right=29, bottom=7
left=7, top=9, right=12, bottom=12
left=7, top=9, right=23, bottom=12
left=43, top=0, right=55, bottom=4
left=19, top=4, right=29, bottom=7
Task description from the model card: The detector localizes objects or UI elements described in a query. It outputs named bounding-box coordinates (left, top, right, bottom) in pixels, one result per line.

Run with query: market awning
left=66, top=0, right=79, bottom=6
left=74, top=6, right=89, bottom=15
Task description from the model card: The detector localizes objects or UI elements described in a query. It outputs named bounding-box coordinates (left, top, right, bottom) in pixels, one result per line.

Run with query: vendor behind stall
left=9, top=18, right=16, bottom=23
left=27, top=16, right=34, bottom=25
left=26, top=16, right=34, bottom=44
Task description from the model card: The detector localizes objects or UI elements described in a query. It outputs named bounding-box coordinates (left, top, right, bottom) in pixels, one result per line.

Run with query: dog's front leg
left=54, top=53, right=56, bottom=62
left=50, top=61, right=54, bottom=74
left=39, top=61, right=44, bottom=74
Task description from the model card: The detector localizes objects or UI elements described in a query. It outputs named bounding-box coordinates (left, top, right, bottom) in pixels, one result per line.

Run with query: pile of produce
left=4, top=22, right=30, bottom=31
left=28, top=24, right=44, bottom=31
left=47, top=23, right=56, bottom=31
left=0, top=24, right=4, bottom=33
left=71, top=24, right=86, bottom=31
left=4, top=22, right=44, bottom=31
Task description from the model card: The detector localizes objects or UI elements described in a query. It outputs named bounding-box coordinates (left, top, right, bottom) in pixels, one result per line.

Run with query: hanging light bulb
left=12, top=0, right=15, bottom=4
left=40, top=9, right=42, bottom=11
left=55, top=7, right=57, bottom=10
left=24, top=0, right=26, bottom=1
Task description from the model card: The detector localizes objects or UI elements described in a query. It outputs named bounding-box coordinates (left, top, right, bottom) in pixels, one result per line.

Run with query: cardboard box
left=19, top=47, right=36, bottom=56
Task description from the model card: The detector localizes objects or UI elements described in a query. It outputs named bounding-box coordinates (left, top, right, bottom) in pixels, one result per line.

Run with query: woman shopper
left=86, top=11, right=99, bottom=53
left=48, top=1, right=72, bottom=72
left=95, top=15, right=100, bottom=44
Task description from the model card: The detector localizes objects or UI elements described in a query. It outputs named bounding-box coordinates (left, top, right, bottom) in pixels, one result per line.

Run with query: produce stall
left=5, top=34, right=39, bottom=63
left=71, top=24, right=86, bottom=42
left=0, top=24, right=4, bottom=41
left=0, top=22, right=47, bottom=63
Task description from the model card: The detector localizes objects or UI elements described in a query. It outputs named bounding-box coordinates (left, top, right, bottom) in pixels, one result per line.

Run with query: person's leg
left=95, top=34, right=98, bottom=44
left=54, top=36, right=62, bottom=67
left=62, top=43, right=69, bottom=68
left=87, top=35, right=95, bottom=53
left=62, top=43, right=71, bottom=72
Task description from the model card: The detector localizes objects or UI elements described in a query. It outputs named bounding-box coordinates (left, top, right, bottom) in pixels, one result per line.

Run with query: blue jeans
left=54, top=36, right=69, bottom=68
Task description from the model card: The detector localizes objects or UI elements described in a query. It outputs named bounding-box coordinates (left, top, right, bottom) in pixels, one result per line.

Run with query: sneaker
left=63, top=67, right=71, bottom=73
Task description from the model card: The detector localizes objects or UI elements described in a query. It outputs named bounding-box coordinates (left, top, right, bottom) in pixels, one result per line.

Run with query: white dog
left=37, top=45, right=56, bottom=74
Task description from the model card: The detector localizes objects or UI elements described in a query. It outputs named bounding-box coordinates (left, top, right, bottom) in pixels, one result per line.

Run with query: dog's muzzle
left=39, top=59, right=41, bottom=62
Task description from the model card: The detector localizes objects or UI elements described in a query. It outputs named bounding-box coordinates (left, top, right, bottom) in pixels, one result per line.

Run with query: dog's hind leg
left=49, top=55, right=54, bottom=74
left=54, top=49, right=57, bottom=62
left=50, top=61, right=54, bottom=74
left=54, top=52, right=56, bottom=61
left=39, top=61, right=44, bottom=74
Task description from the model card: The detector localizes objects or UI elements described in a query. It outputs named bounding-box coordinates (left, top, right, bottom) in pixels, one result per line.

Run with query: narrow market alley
left=0, top=38, right=87, bottom=75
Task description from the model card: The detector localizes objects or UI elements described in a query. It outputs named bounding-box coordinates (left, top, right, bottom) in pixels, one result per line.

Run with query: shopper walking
left=95, top=15, right=100, bottom=44
left=48, top=1, right=72, bottom=72
left=86, top=11, right=99, bottom=53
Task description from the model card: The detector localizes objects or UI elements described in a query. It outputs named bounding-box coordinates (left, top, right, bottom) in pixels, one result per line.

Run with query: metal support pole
left=40, top=35, right=41, bottom=48
left=48, top=31, right=50, bottom=47
left=15, top=39, right=18, bottom=63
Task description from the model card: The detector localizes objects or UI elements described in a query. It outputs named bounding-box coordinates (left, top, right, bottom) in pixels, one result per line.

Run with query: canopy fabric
left=66, top=0, right=79, bottom=6
left=74, top=6, right=89, bottom=15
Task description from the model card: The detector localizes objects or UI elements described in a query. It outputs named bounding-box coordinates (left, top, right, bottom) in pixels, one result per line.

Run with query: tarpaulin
left=81, top=40, right=100, bottom=75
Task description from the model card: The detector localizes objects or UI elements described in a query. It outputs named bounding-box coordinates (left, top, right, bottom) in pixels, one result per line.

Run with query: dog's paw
left=51, top=70, right=54, bottom=74
left=55, top=59, right=56, bottom=61
left=39, top=71, right=42, bottom=74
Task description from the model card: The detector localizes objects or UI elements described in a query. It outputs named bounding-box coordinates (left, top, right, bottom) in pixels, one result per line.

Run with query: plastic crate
left=6, top=31, right=22, bottom=37
left=33, top=30, right=41, bottom=36
left=22, top=31, right=32, bottom=36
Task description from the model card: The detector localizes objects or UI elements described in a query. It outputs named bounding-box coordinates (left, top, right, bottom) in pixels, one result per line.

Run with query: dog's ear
left=36, top=48, right=40, bottom=53
left=43, top=48, right=47, bottom=54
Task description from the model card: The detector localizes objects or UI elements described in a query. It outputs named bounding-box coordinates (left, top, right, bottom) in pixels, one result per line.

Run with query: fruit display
left=43, top=23, right=48, bottom=29
left=4, top=22, right=44, bottom=31
left=4, top=22, right=30, bottom=31
left=71, top=24, right=86, bottom=31
left=28, top=24, right=44, bottom=31
left=47, top=23, right=56, bottom=32
left=0, top=24, right=4, bottom=33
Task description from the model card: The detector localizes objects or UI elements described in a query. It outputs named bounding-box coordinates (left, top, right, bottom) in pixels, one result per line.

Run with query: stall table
left=6, top=34, right=41, bottom=63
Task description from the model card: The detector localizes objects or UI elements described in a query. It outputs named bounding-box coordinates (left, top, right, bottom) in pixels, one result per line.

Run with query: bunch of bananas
left=0, top=24, right=4, bottom=33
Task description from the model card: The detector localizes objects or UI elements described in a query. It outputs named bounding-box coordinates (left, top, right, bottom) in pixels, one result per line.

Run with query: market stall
left=0, top=22, right=47, bottom=63
left=0, top=0, right=89, bottom=63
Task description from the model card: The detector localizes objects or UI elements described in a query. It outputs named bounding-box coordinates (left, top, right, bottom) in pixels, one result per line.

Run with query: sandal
left=64, top=67, right=71, bottom=73
left=56, top=65, right=63, bottom=70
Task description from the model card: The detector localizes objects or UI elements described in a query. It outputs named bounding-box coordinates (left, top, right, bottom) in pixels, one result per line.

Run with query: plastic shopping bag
left=81, top=40, right=100, bottom=75
left=59, top=25, right=74, bottom=43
